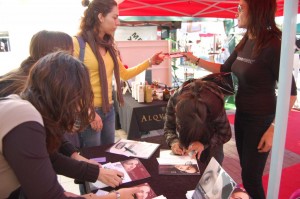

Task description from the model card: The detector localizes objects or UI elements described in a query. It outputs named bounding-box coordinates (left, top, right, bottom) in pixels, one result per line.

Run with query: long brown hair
left=0, top=30, right=73, bottom=97
left=78, top=0, right=124, bottom=112
left=79, top=0, right=117, bottom=50
left=21, top=51, right=94, bottom=153
left=235, top=0, right=281, bottom=57
left=175, top=80, right=224, bottom=149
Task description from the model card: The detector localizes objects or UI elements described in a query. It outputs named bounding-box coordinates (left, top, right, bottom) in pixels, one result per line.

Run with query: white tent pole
left=267, top=1, right=298, bottom=198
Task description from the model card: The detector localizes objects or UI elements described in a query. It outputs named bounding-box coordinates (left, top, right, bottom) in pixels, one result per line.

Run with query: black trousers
left=201, top=144, right=224, bottom=166
left=235, top=111, right=274, bottom=199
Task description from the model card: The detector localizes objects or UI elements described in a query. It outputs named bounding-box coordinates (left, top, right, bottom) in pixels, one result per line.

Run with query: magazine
left=95, top=182, right=161, bottom=199
left=90, top=158, right=150, bottom=190
left=192, top=157, right=237, bottom=199
left=107, top=139, right=160, bottom=159
left=157, top=150, right=200, bottom=175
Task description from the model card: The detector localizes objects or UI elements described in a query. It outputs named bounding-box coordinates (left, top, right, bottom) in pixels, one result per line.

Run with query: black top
left=221, top=37, right=297, bottom=115
left=3, top=122, right=97, bottom=198
left=0, top=79, right=100, bottom=186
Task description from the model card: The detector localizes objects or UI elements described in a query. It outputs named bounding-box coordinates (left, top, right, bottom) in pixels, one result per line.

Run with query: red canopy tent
left=118, top=0, right=299, bottom=18
left=117, top=1, right=300, bottom=199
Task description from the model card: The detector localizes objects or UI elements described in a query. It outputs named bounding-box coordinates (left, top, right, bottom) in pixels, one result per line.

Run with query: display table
left=119, top=92, right=168, bottom=139
left=81, top=135, right=206, bottom=198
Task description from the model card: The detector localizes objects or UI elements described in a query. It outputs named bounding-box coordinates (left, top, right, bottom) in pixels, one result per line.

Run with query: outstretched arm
left=183, top=52, right=222, bottom=73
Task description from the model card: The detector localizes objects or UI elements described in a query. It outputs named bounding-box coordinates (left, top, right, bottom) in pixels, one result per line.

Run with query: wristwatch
left=115, top=191, right=121, bottom=199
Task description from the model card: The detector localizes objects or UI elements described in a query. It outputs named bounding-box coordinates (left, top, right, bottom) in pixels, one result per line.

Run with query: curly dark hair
left=21, top=51, right=94, bottom=153
left=77, top=0, right=124, bottom=110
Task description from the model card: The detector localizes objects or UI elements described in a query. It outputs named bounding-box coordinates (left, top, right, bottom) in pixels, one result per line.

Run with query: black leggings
left=234, top=111, right=274, bottom=199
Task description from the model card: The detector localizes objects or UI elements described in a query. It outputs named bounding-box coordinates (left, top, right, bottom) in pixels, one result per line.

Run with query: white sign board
left=115, top=26, right=158, bottom=41
left=116, top=40, right=171, bottom=86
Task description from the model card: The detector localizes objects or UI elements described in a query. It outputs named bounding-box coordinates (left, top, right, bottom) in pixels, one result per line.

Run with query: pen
left=163, top=52, right=182, bottom=55
left=188, top=150, right=196, bottom=157
left=124, top=147, right=137, bottom=155
left=118, top=174, right=124, bottom=180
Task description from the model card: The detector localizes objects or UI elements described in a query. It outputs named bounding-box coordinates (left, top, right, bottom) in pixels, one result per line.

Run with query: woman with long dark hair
left=75, top=0, right=164, bottom=147
left=0, top=30, right=73, bottom=97
left=0, top=51, right=139, bottom=199
left=183, top=0, right=297, bottom=198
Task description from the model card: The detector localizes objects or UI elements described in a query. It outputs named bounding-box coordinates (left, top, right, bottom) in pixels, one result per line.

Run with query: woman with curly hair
left=0, top=51, right=139, bottom=199
left=75, top=0, right=164, bottom=147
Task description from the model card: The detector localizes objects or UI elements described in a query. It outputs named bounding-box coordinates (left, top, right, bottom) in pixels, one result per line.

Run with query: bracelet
left=148, top=58, right=153, bottom=66
left=195, top=58, right=200, bottom=65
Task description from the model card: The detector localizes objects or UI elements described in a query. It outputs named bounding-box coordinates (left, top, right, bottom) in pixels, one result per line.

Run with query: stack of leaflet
left=157, top=150, right=200, bottom=175
left=107, top=139, right=160, bottom=159
left=90, top=158, right=150, bottom=190
left=96, top=183, right=162, bottom=198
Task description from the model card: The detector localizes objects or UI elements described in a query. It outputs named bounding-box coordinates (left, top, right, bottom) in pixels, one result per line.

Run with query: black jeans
left=235, top=111, right=274, bottom=199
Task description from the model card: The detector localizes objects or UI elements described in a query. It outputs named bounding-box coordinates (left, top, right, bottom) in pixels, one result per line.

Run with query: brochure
left=187, top=186, right=250, bottom=199
left=163, top=52, right=184, bottom=58
left=90, top=158, right=150, bottom=190
left=192, top=157, right=237, bottom=199
left=107, top=139, right=160, bottom=159
left=157, top=150, right=200, bottom=175
left=95, top=182, right=159, bottom=199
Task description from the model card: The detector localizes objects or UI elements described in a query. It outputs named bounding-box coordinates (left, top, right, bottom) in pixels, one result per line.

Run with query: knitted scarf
left=86, top=31, right=124, bottom=113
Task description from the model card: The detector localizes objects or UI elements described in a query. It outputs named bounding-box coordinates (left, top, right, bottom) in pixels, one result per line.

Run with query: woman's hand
left=186, top=141, right=204, bottom=160
left=182, top=52, right=198, bottom=64
left=71, top=152, right=101, bottom=165
left=258, top=125, right=274, bottom=152
left=90, top=112, right=103, bottom=131
left=149, top=52, right=165, bottom=65
left=82, top=187, right=139, bottom=199
left=171, top=141, right=185, bottom=155
left=98, top=168, right=124, bottom=188
left=117, top=187, right=140, bottom=199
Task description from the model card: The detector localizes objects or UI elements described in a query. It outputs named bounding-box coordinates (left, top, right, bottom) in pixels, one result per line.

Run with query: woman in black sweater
left=183, top=0, right=297, bottom=198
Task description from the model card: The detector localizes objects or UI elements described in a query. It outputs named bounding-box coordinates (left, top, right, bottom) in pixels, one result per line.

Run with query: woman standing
left=75, top=0, right=164, bottom=147
left=183, top=0, right=297, bottom=198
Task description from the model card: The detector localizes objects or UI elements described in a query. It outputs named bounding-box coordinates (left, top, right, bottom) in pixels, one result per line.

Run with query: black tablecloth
left=119, top=93, right=168, bottom=139
left=81, top=135, right=205, bottom=199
